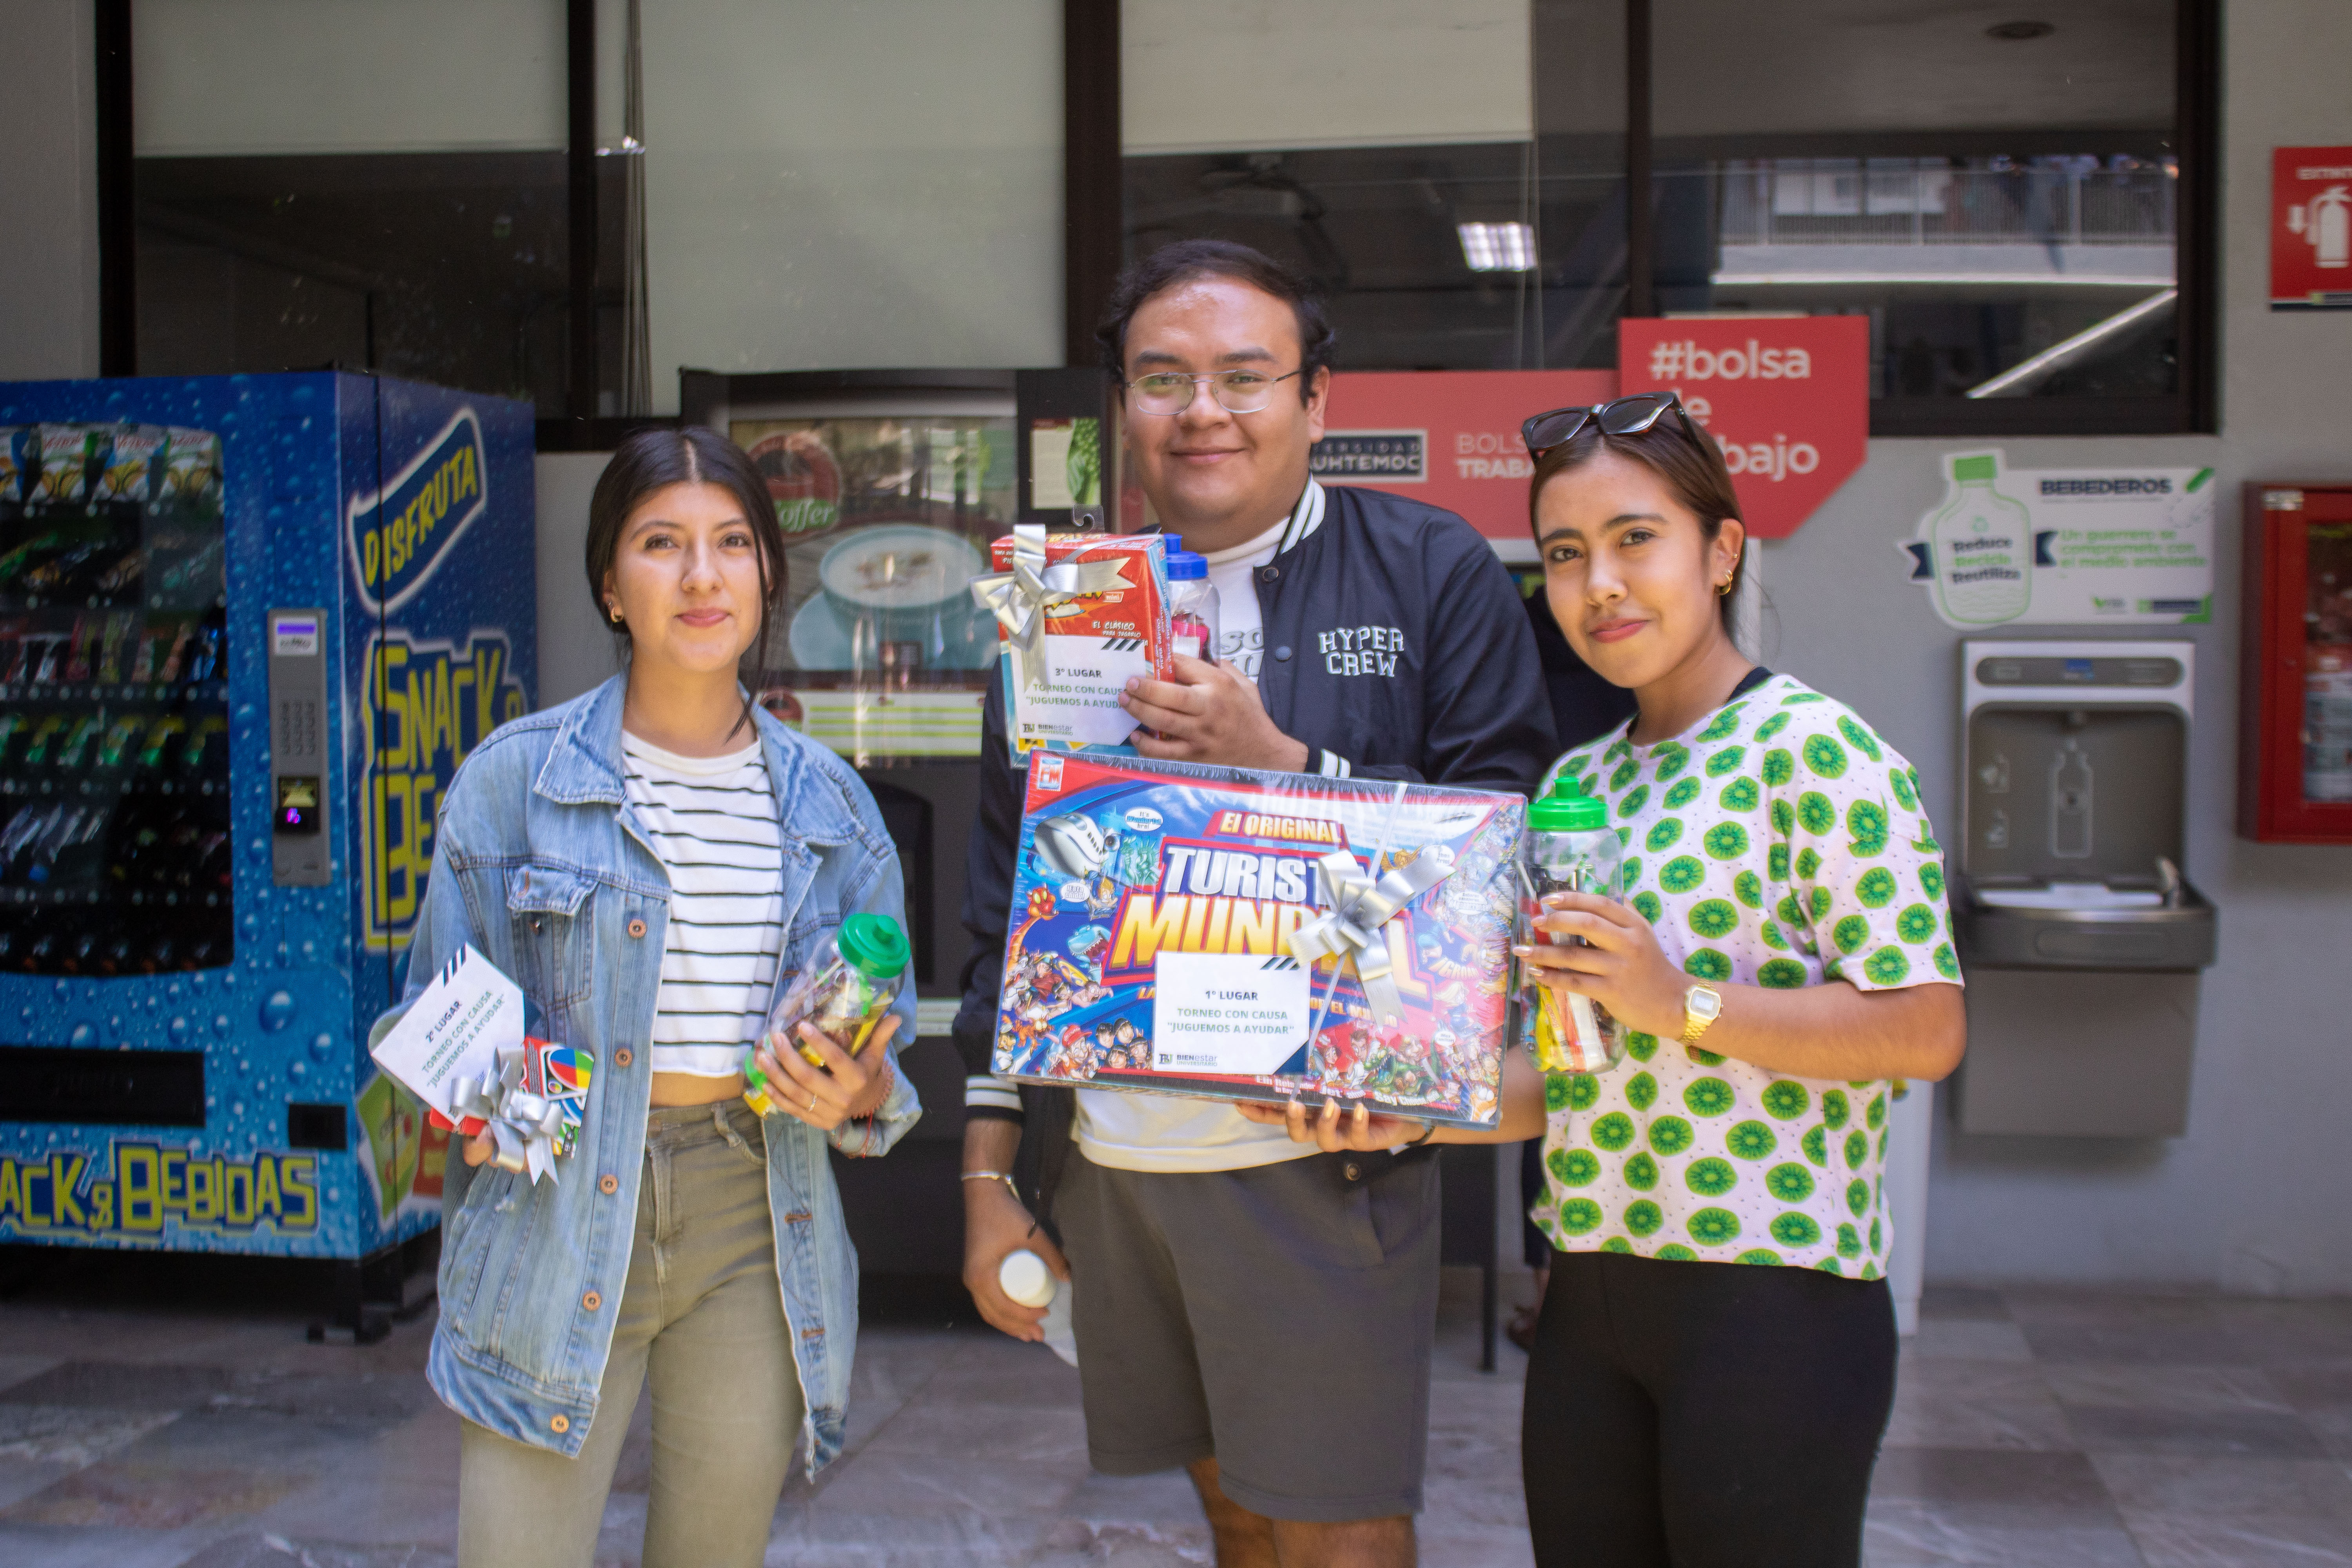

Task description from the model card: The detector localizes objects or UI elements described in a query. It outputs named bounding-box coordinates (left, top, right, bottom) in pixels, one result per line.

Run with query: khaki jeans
left=458, top=1100, right=804, bottom=1568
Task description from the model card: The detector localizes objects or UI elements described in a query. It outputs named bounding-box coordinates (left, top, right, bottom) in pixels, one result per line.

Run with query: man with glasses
left=954, top=240, right=1554, bottom=1568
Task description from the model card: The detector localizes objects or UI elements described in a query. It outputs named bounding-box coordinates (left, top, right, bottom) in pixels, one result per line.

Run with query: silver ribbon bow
left=450, top=1044, right=575, bottom=1185
left=968, top=524, right=1135, bottom=692
left=1288, top=844, right=1459, bottom=1026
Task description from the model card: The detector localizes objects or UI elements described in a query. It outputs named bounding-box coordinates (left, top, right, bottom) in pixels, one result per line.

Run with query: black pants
left=1521, top=1248, right=1896, bottom=1568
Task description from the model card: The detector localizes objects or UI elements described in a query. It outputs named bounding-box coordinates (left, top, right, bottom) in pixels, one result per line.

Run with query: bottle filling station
left=1951, top=641, right=2217, bottom=1137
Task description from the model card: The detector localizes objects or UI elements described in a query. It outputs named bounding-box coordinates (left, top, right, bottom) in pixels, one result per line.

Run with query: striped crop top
left=621, top=731, right=785, bottom=1078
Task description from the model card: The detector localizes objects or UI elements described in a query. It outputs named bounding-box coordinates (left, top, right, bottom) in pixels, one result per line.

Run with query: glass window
left=640, top=1, right=1062, bottom=412
left=129, top=0, right=597, bottom=418
left=0, top=420, right=230, bottom=974
left=1529, top=0, right=1630, bottom=369
left=1122, top=1, right=1563, bottom=370
left=1648, top=0, right=2185, bottom=423
left=1117, top=0, right=2202, bottom=426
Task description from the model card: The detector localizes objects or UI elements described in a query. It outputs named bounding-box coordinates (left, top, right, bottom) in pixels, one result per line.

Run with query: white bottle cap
left=998, top=1248, right=1056, bottom=1308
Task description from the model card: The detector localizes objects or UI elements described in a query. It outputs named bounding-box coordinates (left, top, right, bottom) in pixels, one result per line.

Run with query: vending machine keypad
left=268, top=610, right=330, bottom=880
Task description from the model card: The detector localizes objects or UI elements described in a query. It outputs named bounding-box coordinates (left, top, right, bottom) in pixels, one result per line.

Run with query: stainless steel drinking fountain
left=1951, top=641, right=2217, bottom=1136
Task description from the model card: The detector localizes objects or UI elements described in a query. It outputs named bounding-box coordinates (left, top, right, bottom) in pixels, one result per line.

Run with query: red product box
left=984, top=531, right=1173, bottom=762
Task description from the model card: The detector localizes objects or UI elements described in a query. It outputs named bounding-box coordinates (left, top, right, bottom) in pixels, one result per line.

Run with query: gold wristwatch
left=1680, top=983, right=1724, bottom=1044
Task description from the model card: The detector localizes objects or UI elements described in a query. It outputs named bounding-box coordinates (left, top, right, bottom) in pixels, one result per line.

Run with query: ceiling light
left=1459, top=221, right=1536, bottom=273
left=1986, top=20, right=2056, bottom=39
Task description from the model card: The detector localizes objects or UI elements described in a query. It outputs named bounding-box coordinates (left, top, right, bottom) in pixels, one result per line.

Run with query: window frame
left=1078, top=0, right=2220, bottom=438
left=99, top=0, right=2214, bottom=441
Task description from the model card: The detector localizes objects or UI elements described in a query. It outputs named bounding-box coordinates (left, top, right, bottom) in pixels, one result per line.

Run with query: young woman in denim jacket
left=370, top=427, right=921, bottom=1567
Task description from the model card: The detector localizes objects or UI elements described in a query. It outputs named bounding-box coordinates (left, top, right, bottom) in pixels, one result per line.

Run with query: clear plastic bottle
left=1166, top=549, right=1220, bottom=663
left=742, top=911, right=909, bottom=1115
left=1524, top=775, right=1629, bottom=1073
left=999, top=1247, right=1078, bottom=1366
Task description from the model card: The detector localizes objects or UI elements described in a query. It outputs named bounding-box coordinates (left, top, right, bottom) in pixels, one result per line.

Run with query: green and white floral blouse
left=1528, top=673, right=1960, bottom=1278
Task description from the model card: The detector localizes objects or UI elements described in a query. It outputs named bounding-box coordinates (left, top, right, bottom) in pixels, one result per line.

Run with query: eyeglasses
left=1520, top=392, right=1707, bottom=461
left=1124, top=368, right=1303, bottom=417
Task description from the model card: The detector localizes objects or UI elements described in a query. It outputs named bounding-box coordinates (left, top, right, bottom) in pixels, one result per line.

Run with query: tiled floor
left=0, top=1255, right=2347, bottom=1566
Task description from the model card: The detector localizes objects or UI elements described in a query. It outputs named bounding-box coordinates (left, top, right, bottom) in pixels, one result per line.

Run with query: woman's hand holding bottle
left=746, top=1013, right=901, bottom=1131
left=1515, top=892, right=1695, bottom=1044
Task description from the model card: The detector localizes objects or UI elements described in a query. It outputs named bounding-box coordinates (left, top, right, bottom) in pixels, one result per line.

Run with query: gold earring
left=1716, top=578, right=1734, bottom=597
left=608, top=603, right=624, bottom=622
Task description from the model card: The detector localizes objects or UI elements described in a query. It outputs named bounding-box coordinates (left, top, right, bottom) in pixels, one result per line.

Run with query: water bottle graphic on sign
left=1927, top=454, right=2033, bottom=625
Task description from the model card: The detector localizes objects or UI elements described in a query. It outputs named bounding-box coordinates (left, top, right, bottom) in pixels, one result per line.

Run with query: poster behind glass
left=731, top=416, right=1013, bottom=766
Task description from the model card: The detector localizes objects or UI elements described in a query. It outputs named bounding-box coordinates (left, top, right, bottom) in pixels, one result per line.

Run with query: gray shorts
left=1056, top=1146, right=1442, bottom=1522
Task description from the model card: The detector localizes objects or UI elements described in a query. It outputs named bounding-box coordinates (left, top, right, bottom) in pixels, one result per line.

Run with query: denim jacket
left=367, top=674, right=920, bottom=1474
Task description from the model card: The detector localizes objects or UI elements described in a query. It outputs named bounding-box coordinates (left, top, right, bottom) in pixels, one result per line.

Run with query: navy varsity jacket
left=951, top=482, right=1558, bottom=1157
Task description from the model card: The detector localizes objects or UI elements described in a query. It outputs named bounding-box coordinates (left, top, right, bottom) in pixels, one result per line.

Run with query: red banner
left=2272, top=146, right=2352, bottom=309
left=1614, top=316, right=1869, bottom=541
left=1314, top=369, right=1618, bottom=549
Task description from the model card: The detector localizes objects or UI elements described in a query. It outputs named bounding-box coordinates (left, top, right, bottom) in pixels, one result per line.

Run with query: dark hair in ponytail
left=583, top=426, right=786, bottom=742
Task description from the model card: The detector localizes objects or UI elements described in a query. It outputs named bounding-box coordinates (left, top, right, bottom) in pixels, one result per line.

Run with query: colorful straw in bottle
left=1523, top=775, right=1630, bottom=1073
left=742, top=911, right=910, bottom=1115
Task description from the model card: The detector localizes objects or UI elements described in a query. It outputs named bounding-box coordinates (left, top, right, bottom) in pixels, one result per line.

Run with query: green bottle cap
left=836, top=911, right=910, bottom=980
left=1953, top=454, right=1997, bottom=482
left=1528, top=775, right=1609, bottom=832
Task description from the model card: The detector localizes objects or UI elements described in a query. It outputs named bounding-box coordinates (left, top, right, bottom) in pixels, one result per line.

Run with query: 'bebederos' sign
left=1615, top=317, right=1869, bottom=540
left=1900, top=448, right=2215, bottom=628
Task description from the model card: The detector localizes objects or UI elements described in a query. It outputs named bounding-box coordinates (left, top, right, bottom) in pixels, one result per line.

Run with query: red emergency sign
left=2272, top=146, right=2352, bottom=310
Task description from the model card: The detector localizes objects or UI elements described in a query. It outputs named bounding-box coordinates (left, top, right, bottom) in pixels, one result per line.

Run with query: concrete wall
left=0, top=0, right=100, bottom=382
left=535, top=453, right=622, bottom=710
left=132, top=0, right=565, bottom=156
left=1759, top=0, right=2352, bottom=1296
left=1124, top=0, right=1532, bottom=155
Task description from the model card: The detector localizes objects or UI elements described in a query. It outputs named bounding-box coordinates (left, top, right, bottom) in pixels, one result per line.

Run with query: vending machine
left=0, top=374, right=535, bottom=1303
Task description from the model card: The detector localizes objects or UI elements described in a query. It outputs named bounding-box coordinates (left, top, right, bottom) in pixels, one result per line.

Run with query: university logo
left=347, top=409, right=490, bottom=614
left=1310, top=430, right=1427, bottom=483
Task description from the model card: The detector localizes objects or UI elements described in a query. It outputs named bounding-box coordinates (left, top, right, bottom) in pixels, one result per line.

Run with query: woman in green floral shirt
left=1247, top=392, right=1964, bottom=1568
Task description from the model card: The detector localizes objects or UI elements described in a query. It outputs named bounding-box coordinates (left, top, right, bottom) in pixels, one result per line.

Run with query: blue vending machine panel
left=0, top=373, right=535, bottom=1258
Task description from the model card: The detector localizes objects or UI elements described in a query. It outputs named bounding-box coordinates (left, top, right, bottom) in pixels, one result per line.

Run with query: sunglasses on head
left=1520, top=392, right=1706, bottom=462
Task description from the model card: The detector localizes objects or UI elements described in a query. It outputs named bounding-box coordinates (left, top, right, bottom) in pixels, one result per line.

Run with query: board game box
left=992, top=752, right=1525, bottom=1127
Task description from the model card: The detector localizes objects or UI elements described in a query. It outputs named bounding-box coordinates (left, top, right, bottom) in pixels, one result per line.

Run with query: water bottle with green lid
left=743, top=911, right=909, bottom=1115
left=1524, top=775, right=1629, bottom=1073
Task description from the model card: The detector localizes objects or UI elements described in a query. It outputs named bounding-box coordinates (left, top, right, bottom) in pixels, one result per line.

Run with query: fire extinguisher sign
left=2272, top=146, right=2352, bottom=310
